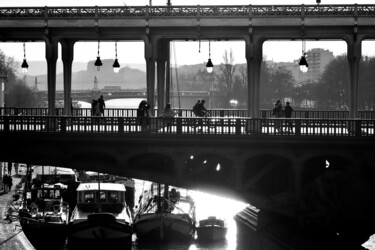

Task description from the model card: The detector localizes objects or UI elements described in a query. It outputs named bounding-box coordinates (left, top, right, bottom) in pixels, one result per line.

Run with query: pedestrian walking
left=98, top=95, right=106, bottom=116
left=193, top=99, right=209, bottom=117
left=91, top=99, right=100, bottom=116
left=2, top=174, right=8, bottom=193
left=284, top=102, right=294, bottom=133
left=272, top=99, right=283, bottom=133
left=7, top=175, right=13, bottom=192
left=7, top=162, right=12, bottom=176
left=137, top=100, right=151, bottom=131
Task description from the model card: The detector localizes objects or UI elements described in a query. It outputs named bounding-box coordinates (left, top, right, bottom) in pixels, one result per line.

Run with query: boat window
left=54, top=190, right=60, bottom=198
left=109, top=192, right=119, bottom=203
left=84, top=191, right=95, bottom=203
left=99, top=191, right=106, bottom=203
left=37, top=190, right=43, bottom=199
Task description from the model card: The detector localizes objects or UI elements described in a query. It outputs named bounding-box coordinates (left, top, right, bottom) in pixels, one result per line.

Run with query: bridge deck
left=1, top=116, right=373, bottom=137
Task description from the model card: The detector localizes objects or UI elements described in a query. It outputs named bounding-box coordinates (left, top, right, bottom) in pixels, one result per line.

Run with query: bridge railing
left=1, top=108, right=374, bottom=119
left=0, top=5, right=374, bottom=19
left=0, top=115, right=373, bottom=137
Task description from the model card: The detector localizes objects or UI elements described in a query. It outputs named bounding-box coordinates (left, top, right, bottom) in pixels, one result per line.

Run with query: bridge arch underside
left=295, top=154, right=375, bottom=246
left=242, top=155, right=293, bottom=196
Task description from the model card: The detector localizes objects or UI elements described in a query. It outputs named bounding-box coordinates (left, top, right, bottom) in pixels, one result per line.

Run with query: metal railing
left=0, top=115, right=373, bottom=137
left=1, top=108, right=374, bottom=120
left=0, top=5, right=374, bottom=19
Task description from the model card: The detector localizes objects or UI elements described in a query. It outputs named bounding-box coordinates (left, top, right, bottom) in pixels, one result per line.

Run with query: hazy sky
left=0, top=0, right=374, bottom=67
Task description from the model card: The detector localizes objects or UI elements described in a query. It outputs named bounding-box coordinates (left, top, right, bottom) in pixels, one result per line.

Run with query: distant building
left=304, top=48, right=334, bottom=82
left=268, top=48, right=334, bottom=86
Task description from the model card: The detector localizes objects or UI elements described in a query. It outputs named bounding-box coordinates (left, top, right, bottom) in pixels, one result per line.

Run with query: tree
left=358, top=56, right=375, bottom=110
left=259, top=62, right=295, bottom=109
left=217, top=49, right=237, bottom=107
left=0, top=49, right=39, bottom=107
left=314, top=55, right=349, bottom=110
left=5, top=81, right=39, bottom=107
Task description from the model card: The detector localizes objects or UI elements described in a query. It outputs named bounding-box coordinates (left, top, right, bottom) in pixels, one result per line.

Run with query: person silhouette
left=284, top=102, right=294, bottom=133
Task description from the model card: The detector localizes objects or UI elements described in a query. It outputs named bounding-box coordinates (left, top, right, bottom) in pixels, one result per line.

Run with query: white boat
left=67, top=182, right=133, bottom=250
left=133, top=184, right=196, bottom=242
left=18, top=183, right=70, bottom=250
left=196, top=216, right=228, bottom=242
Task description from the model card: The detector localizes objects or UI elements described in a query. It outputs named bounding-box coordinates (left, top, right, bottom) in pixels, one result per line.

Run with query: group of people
left=135, top=99, right=210, bottom=132
left=91, top=95, right=106, bottom=116
left=136, top=100, right=176, bottom=131
left=193, top=99, right=209, bottom=117
left=272, top=99, right=294, bottom=132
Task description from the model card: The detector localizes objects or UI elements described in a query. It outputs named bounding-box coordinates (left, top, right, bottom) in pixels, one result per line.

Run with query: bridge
left=0, top=113, right=374, bottom=248
left=1, top=4, right=375, bottom=249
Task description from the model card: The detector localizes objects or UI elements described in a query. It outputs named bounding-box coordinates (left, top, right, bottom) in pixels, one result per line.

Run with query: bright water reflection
left=133, top=180, right=248, bottom=250
left=78, top=98, right=147, bottom=109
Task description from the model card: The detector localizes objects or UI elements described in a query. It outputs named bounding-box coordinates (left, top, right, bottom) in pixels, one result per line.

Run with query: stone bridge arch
left=242, top=154, right=294, bottom=196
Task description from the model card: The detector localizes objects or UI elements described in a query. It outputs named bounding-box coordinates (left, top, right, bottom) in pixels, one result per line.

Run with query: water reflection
left=132, top=180, right=248, bottom=250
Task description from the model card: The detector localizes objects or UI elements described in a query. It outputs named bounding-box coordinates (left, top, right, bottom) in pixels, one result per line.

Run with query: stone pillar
left=145, top=38, right=156, bottom=116
left=61, top=39, right=75, bottom=116
left=245, top=36, right=263, bottom=118
left=45, top=37, right=59, bottom=116
left=156, top=39, right=170, bottom=115
left=347, top=37, right=361, bottom=118
left=166, top=57, right=171, bottom=107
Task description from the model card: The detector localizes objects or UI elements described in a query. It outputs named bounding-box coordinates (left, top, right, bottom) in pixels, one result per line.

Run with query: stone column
left=145, top=38, right=156, bottom=115
left=61, top=39, right=75, bottom=116
left=45, top=37, right=59, bottom=116
left=156, top=39, right=170, bottom=115
left=347, top=37, right=362, bottom=118
left=245, top=36, right=263, bottom=118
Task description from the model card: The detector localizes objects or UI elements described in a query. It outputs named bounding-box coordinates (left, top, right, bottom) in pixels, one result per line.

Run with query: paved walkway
left=0, top=173, right=34, bottom=250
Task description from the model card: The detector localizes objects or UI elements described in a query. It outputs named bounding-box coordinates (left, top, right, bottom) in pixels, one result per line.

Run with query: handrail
left=0, top=5, right=374, bottom=19
left=0, top=115, right=373, bottom=137
left=1, top=108, right=374, bottom=120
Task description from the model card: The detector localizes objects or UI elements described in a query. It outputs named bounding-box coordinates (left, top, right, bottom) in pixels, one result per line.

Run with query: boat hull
left=134, top=213, right=195, bottom=242
left=68, top=213, right=132, bottom=250
left=20, top=220, right=68, bottom=250
left=196, top=226, right=228, bottom=241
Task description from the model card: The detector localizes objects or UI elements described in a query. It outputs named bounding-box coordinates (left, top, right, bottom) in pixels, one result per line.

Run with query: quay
left=0, top=171, right=33, bottom=250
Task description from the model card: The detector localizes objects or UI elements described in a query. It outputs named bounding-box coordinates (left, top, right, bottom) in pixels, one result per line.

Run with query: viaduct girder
left=0, top=5, right=375, bottom=42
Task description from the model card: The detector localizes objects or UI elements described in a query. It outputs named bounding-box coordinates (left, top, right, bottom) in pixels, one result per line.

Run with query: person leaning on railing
left=158, top=103, right=175, bottom=132
left=137, top=100, right=151, bottom=131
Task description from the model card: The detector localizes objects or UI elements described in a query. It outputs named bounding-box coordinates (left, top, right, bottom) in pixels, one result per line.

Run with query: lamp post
left=112, top=41, right=120, bottom=73
left=206, top=41, right=213, bottom=73
left=94, top=41, right=103, bottom=71
left=21, top=42, right=29, bottom=74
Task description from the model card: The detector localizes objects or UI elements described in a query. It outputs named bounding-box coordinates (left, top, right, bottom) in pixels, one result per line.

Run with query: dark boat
left=18, top=182, right=70, bottom=250
left=196, top=216, right=228, bottom=242
left=133, top=183, right=196, bottom=242
left=67, top=182, right=133, bottom=250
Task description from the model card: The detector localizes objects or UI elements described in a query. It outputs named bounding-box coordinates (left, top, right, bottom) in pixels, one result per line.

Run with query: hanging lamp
left=94, top=41, right=103, bottom=71
left=206, top=41, right=213, bottom=73
left=112, top=41, right=120, bottom=73
left=21, top=42, right=29, bottom=74
left=299, top=40, right=308, bottom=73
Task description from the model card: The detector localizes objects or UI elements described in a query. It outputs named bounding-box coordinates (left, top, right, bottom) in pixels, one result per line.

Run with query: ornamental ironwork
left=0, top=5, right=375, bottom=19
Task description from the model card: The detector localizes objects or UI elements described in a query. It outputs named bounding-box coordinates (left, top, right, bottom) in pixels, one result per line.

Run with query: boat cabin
left=199, top=216, right=225, bottom=227
left=76, top=183, right=126, bottom=214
